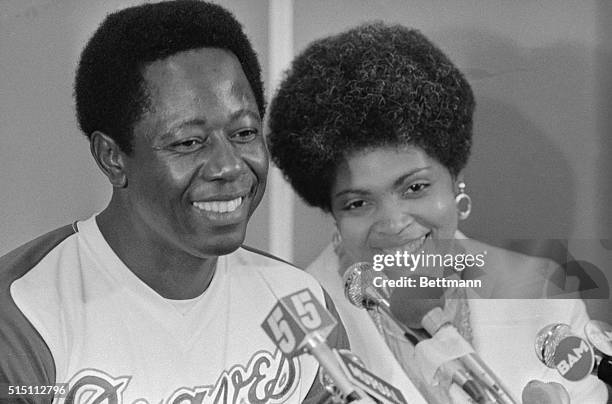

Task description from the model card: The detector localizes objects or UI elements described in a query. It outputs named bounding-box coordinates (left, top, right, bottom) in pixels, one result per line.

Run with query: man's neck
left=96, top=200, right=218, bottom=300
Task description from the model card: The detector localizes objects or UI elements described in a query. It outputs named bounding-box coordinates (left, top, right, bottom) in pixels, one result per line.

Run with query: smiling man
left=0, top=2, right=346, bottom=403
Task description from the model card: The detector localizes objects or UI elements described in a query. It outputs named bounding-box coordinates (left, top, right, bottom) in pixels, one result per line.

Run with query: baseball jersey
left=0, top=215, right=348, bottom=403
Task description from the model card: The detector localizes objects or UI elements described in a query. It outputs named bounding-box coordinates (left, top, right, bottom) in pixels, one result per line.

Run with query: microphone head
left=535, top=323, right=572, bottom=367
left=522, top=380, right=570, bottom=404
left=343, top=262, right=371, bottom=309
left=534, top=323, right=594, bottom=381
left=343, top=262, right=390, bottom=309
left=343, top=262, right=446, bottom=330
left=584, top=319, right=612, bottom=356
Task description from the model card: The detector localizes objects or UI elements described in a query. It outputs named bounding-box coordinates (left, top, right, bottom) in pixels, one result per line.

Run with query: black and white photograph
left=1, top=1, right=611, bottom=403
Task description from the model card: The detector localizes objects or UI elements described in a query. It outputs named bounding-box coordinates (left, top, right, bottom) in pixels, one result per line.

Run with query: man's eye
left=232, top=129, right=258, bottom=142
left=172, top=139, right=203, bottom=151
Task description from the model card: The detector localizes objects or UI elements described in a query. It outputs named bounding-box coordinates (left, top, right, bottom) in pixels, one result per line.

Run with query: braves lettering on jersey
left=0, top=215, right=347, bottom=403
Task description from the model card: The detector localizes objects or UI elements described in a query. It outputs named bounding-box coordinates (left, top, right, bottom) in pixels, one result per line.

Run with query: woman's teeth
left=382, top=233, right=429, bottom=255
left=193, top=197, right=243, bottom=213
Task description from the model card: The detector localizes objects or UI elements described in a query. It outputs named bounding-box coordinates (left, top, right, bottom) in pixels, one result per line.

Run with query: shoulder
left=232, top=244, right=323, bottom=287
left=458, top=237, right=556, bottom=298
left=236, top=244, right=302, bottom=270
left=0, top=224, right=77, bottom=393
left=1, top=224, right=80, bottom=326
left=0, top=224, right=77, bottom=280
left=235, top=244, right=349, bottom=343
left=232, top=245, right=336, bottom=315
left=0, top=224, right=78, bottom=315
left=461, top=237, right=555, bottom=271
left=305, top=243, right=339, bottom=285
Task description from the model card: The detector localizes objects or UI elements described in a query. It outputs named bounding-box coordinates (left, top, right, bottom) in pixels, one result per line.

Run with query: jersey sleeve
left=0, top=303, right=55, bottom=404
left=0, top=226, right=75, bottom=404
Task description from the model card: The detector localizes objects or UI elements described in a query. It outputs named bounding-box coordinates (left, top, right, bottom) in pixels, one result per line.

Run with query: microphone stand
left=361, top=296, right=424, bottom=346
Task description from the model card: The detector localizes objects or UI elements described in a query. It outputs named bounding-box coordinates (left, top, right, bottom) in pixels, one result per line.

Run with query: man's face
left=122, top=48, right=268, bottom=257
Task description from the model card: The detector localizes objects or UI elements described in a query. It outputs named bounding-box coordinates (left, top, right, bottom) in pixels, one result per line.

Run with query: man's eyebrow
left=175, top=118, right=208, bottom=128
left=228, top=108, right=261, bottom=122
left=171, top=110, right=260, bottom=129
left=157, top=118, right=208, bottom=141
left=159, top=110, right=260, bottom=141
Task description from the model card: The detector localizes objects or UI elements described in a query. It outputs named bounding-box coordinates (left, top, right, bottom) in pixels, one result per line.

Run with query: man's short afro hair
left=75, top=0, right=264, bottom=153
left=267, top=22, right=475, bottom=212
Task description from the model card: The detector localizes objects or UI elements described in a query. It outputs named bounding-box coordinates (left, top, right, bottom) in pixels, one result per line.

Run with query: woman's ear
left=454, top=171, right=472, bottom=221
left=454, top=171, right=465, bottom=192
left=90, top=131, right=128, bottom=188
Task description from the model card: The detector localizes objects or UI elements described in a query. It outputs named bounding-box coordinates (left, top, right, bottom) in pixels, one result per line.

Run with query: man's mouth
left=192, top=196, right=243, bottom=213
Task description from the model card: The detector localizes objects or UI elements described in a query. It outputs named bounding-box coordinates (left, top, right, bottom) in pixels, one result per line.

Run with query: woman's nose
left=372, top=199, right=414, bottom=236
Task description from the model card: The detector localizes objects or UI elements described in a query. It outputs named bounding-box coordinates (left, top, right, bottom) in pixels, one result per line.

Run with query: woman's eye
left=405, top=183, right=430, bottom=195
left=344, top=200, right=367, bottom=210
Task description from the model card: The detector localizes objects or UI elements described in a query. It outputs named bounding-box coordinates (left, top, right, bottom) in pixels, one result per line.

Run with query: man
left=0, top=1, right=347, bottom=403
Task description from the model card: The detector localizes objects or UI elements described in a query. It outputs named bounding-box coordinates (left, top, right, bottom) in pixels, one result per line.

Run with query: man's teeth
left=193, top=197, right=243, bottom=213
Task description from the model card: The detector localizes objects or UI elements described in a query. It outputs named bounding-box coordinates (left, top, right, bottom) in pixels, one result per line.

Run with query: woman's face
left=331, top=145, right=459, bottom=273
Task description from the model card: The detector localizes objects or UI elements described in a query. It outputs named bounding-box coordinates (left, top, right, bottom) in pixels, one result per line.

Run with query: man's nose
left=202, top=134, right=244, bottom=181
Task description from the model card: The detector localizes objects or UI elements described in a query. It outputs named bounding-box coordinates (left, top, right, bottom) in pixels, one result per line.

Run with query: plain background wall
left=2, top=0, right=610, bottom=321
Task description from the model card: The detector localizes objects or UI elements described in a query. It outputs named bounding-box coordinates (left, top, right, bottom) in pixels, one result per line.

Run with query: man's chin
left=210, top=241, right=243, bottom=256
left=194, top=232, right=247, bottom=257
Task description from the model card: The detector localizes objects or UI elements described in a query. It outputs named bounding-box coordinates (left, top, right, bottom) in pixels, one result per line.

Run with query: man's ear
left=90, top=131, right=128, bottom=188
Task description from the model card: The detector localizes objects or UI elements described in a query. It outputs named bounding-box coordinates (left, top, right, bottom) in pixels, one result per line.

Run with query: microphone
left=343, top=263, right=424, bottom=345
left=521, top=380, right=570, bottom=404
left=386, top=273, right=446, bottom=331
left=343, top=262, right=391, bottom=309
left=262, top=288, right=381, bottom=403
left=319, top=350, right=367, bottom=400
left=413, top=332, right=492, bottom=403
left=422, top=307, right=517, bottom=404
left=534, top=323, right=597, bottom=382
left=584, top=320, right=612, bottom=356
left=535, top=321, right=612, bottom=387
left=320, top=350, right=409, bottom=404
left=584, top=320, right=612, bottom=386
left=343, top=263, right=500, bottom=403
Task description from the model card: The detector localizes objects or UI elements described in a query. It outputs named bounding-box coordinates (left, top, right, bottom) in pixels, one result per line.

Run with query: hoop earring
left=455, top=181, right=472, bottom=220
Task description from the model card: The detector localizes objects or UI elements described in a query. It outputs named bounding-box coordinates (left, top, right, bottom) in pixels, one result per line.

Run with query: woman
left=267, top=23, right=607, bottom=403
